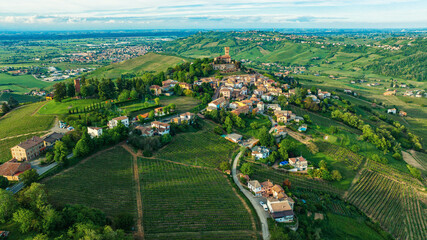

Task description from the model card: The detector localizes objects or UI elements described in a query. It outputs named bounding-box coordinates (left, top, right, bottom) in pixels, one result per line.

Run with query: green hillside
left=87, top=53, right=187, bottom=79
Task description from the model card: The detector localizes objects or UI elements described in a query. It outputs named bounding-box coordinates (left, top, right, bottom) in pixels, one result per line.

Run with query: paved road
left=232, top=151, right=270, bottom=240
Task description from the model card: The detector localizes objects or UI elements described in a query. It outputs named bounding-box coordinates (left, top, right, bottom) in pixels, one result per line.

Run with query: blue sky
left=0, top=0, right=426, bottom=30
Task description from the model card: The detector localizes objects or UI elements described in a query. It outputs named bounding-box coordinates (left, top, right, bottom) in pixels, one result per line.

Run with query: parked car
left=259, top=201, right=264, bottom=206
left=263, top=205, right=268, bottom=211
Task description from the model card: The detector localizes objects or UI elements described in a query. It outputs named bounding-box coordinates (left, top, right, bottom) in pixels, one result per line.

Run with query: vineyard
left=43, top=146, right=137, bottom=218
left=346, top=169, right=426, bottom=240
left=139, top=158, right=257, bottom=240
left=251, top=163, right=344, bottom=197
left=154, top=121, right=237, bottom=168
left=316, top=141, right=364, bottom=170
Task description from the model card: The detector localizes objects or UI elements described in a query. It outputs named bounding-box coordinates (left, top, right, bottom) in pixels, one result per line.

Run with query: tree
left=13, top=208, right=37, bottom=233
left=98, top=79, right=116, bottom=100
left=214, top=126, right=223, bottom=135
left=0, top=189, right=17, bottom=223
left=282, top=179, right=291, bottom=189
left=114, top=213, right=135, bottom=231
left=148, top=110, right=155, bottom=119
left=67, top=82, right=75, bottom=97
left=219, top=161, right=230, bottom=172
left=258, top=127, right=274, bottom=147
left=53, top=141, right=68, bottom=164
left=235, top=116, right=246, bottom=128
left=19, top=183, right=49, bottom=211
left=250, top=122, right=259, bottom=130
left=224, top=116, right=233, bottom=133
left=53, top=82, right=67, bottom=102
left=154, top=97, right=160, bottom=105
left=8, top=96, right=18, bottom=108
left=407, top=165, right=421, bottom=180
left=240, top=163, right=254, bottom=176
left=130, top=89, right=138, bottom=99
left=2, top=102, right=10, bottom=114
left=41, top=205, right=62, bottom=233
left=118, top=90, right=130, bottom=102
left=0, top=176, right=9, bottom=189
left=33, top=234, right=49, bottom=240
left=20, top=169, right=39, bottom=186
left=319, top=160, right=327, bottom=170
left=331, top=170, right=342, bottom=181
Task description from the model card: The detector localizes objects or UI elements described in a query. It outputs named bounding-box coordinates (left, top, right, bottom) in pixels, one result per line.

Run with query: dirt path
left=0, top=130, right=49, bottom=141
left=121, top=144, right=144, bottom=240
left=343, top=160, right=368, bottom=199
left=402, top=150, right=425, bottom=171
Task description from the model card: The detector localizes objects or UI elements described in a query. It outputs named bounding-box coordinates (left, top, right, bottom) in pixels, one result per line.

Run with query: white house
left=251, top=146, right=270, bottom=160
left=108, top=116, right=129, bottom=129
left=261, top=93, right=273, bottom=102
left=267, top=104, right=281, bottom=112
left=288, top=156, right=308, bottom=171
left=387, top=108, right=397, bottom=114
left=257, top=102, right=265, bottom=113
left=179, top=112, right=196, bottom=124
left=267, top=198, right=294, bottom=223
left=87, top=127, right=103, bottom=138
left=151, top=121, right=170, bottom=135
left=248, top=180, right=262, bottom=196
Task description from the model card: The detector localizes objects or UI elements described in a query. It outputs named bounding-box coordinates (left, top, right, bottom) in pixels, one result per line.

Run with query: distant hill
left=87, top=53, right=187, bottom=79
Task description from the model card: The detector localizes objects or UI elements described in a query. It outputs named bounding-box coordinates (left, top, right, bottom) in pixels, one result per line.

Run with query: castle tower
left=224, top=47, right=230, bottom=56
left=74, top=79, right=81, bottom=94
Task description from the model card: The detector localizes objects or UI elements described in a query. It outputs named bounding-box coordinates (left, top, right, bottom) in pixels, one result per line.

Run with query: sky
left=0, top=0, right=426, bottom=30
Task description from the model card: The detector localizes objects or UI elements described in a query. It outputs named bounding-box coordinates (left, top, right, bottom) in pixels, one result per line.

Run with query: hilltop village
left=0, top=44, right=424, bottom=240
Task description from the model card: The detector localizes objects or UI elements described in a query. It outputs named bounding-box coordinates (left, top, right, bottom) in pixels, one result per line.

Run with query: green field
left=0, top=73, right=53, bottom=94
left=346, top=169, right=426, bottom=240
left=0, top=102, right=55, bottom=139
left=139, top=158, right=257, bottom=240
left=154, top=121, right=237, bottom=168
left=88, top=53, right=187, bottom=79
left=43, top=146, right=137, bottom=218
left=325, top=213, right=386, bottom=240
left=38, top=98, right=104, bottom=115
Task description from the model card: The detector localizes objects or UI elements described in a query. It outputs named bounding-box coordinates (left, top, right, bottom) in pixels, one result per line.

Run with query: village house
left=267, top=104, right=281, bottom=112
left=344, top=89, right=352, bottom=94
left=267, top=197, right=294, bottom=223
left=0, top=159, right=32, bottom=181
left=275, top=111, right=296, bottom=123
left=137, top=112, right=150, bottom=121
left=108, top=116, right=129, bottom=129
left=154, top=107, right=165, bottom=116
left=207, top=97, right=228, bottom=111
left=272, top=125, right=287, bottom=137
left=288, top=156, right=308, bottom=171
left=383, top=90, right=397, bottom=96
left=179, top=112, right=196, bottom=124
left=162, top=79, right=178, bottom=89
left=135, top=126, right=154, bottom=137
left=261, top=93, right=273, bottom=102
left=11, top=136, right=45, bottom=161
left=231, top=105, right=250, bottom=116
left=151, top=121, right=170, bottom=135
left=257, top=101, right=265, bottom=113
left=387, top=108, right=397, bottom=114
left=317, top=89, right=331, bottom=99
left=251, top=146, right=270, bottom=160
left=220, top=88, right=232, bottom=98
left=42, top=132, right=64, bottom=148
left=225, top=133, right=242, bottom=143
left=399, top=111, right=407, bottom=117
left=149, top=85, right=162, bottom=96
left=87, top=127, right=103, bottom=138
left=179, top=82, right=192, bottom=90
left=248, top=180, right=262, bottom=196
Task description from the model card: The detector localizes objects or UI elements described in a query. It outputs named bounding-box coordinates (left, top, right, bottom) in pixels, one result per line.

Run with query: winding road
left=232, top=151, right=270, bottom=240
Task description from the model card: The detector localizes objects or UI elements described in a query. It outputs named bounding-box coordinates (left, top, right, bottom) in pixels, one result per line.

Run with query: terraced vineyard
left=346, top=170, right=426, bottom=240
left=316, top=141, right=364, bottom=170
left=154, top=121, right=236, bottom=168
left=251, top=163, right=344, bottom=197
left=139, top=158, right=257, bottom=240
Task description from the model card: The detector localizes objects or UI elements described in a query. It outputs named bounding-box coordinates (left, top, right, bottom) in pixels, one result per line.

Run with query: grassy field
left=346, top=169, right=426, bottom=240
left=139, top=158, right=257, bottom=240
left=325, top=213, right=386, bottom=240
left=0, top=73, right=53, bottom=94
left=43, top=146, right=137, bottom=218
left=0, top=102, right=55, bottom=139
left=88, top=53, right=186, bottom=79
left=155, top=121, right=236, bottom=168
left=37, top=98, right=104, bottom=115
left=238, top=115, right=271, bottom=138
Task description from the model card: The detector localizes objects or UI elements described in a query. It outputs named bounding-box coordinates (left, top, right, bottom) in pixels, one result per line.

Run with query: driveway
left=232, top=151, right=270, bottom=240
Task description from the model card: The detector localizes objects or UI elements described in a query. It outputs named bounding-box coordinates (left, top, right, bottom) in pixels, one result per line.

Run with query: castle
left=213, top=47, right=237, bottom=72
left=214, top=47, right=232, bottom=64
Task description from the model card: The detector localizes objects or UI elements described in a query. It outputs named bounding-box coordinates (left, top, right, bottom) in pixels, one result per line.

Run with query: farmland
left=0, top=73, right=53, bottom=94
left=139, top=158, right=257, bottom=240
left=88, top=53, right=187, bottom=79
left=251, top=162, right=344, bottom=197
left=43, top=146, right=137, bottom=218
left=316, top=141, right=364, bottom=170
left=154, top=121, right=236, bottom=168
left=0, top=101, right=55, bottom=139
left=346, top=169, right=426, bottom=240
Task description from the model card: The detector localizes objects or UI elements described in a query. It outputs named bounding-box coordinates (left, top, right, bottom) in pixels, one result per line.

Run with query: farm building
left=225, top=133, right=242, bottom=143
left=108, top=116, right=129, bottom=129
left=87, top=127, right=103, bottom=138
left=0, top=159, right=31, bottom=181
left=11, top=136, right=45, bottom=161
left=288, top=156, right=308, bottom=171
